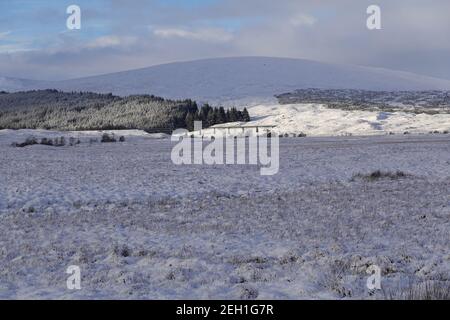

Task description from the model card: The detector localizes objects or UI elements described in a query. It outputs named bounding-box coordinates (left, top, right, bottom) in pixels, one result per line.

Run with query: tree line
left=0, top=90, right=250, bottom=132
left=184, top=104, right=250, bottom=131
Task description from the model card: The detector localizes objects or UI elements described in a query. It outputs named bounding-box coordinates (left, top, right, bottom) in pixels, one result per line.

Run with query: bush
left=352, top=170, right=410, bottom=182
left=11, top=136, right=38, bottom=147
left=12, top=136, right=82, bottom=148
left=40, top=138, right=53, bottom=146
left=69, top=137, right=81, bottom=146
left=101, top=133, right=117, bottom=143
left=119, top=136, right=125, bottom=142
left=54, top=137, right=66, bottom=147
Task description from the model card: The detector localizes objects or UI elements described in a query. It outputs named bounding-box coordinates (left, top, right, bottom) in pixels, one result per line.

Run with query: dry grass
left=384, top=281, right=450, bottom=300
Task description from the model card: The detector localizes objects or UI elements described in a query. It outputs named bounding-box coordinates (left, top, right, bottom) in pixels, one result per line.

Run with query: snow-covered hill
left=3, top=57, right=450, bottom=105
left=190, top=103, right=450, bottom=137
left=246, top=104, right=450, bottom=136
left=0, top=77, right=48, bottom=92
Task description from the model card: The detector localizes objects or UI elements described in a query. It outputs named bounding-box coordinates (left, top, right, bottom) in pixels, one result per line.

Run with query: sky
left=0, top=0, right=449, bottom=80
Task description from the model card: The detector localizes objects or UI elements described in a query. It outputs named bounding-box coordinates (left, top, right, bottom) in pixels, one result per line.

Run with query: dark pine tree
left=185, top=112, right=195, bottom=131
left=212, top=108, right=220, bottom=124
left=206, top=109, right=215, bottom=127
left=198, top=104, right=209, bottom=122
left=225, top=109, right=231, bottom=122
left=242, top=107, right=251, bottom=122
left=229, top=107, right=237, bottom=122
left=218, top=107, right=226, bottom=124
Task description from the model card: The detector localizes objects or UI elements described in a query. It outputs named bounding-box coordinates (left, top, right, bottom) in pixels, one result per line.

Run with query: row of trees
left=0, top=89, right=200, bottom=132
left=185, top=104, right=250, bottom=131
left=0, top=90, right=251, bottom=132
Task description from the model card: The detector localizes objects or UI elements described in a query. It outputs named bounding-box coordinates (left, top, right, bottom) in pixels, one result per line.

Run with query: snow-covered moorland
left=247, top=103, right=450, bottom=137
left=0, top=130, right=449, bottom=299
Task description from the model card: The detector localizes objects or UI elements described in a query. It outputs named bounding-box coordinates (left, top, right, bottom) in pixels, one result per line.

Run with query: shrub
left=101, top=133, right=117, bottom=143
left=318, top=260, right=352, bottom=298
left=54, top=136, right=66, bottom=147
left=113, top=244, right=132, bottom=258
left=352, top=170, right=410, bottom=182
left=69, top=137, right=80, bottom=146
left=40, top=138, right=53, bottom=146
left=240, top=286, right=259, bottom=300
left=25, top=136, right=38, bottom=145
left=26, top=206, right=35, bottom=213
left=11, top=136, right=38, bottom=147
left=119, top=136, right=125, bottom=142
left=12, top=136, right=81, bottom=148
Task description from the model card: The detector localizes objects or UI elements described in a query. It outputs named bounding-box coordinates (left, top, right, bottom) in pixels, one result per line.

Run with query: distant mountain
left=0, top=76, right=48, bottom=92
left=2, top=57, right=450, bottom=105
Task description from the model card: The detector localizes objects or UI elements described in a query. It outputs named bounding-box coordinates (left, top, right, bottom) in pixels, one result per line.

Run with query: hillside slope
left=0, top=77, right=48, bottom=92
left=2, top=57, right=450, bottom=105
left=246, top=103, right=450, bottom=136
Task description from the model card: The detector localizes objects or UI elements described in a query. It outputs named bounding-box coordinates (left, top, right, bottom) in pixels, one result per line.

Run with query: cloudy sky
left=0, top=0, right=449, bottom=80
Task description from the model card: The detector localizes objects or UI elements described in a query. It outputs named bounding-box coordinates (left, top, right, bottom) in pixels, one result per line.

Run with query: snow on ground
left=0, top=129, right=169, bottom=144
left=247, top=104, right=450, bottom=136
left=0, top=130, right=449, bottom=299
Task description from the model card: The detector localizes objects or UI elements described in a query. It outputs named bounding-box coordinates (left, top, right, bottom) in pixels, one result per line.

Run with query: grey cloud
left=1, top=0, right=449, bottom=80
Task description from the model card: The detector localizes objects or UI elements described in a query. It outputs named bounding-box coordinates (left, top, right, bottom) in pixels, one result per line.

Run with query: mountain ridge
left=2, top=57, right=450, bottom=105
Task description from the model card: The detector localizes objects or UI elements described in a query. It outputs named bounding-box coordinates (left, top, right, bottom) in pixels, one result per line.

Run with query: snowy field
left=248, top=104, right=450, bottom=137
left=187, top=103, right=450, bottom=138
left=0, top=129, right=449, bottom=299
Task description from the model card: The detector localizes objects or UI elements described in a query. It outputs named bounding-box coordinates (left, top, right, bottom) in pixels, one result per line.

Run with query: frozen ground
left=0, top=130, right=449, bottom=299
left=247, top=104, right=450, bottom=137
left=179, top=103, right=450, bottom=139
